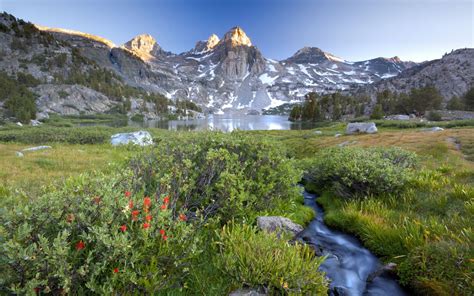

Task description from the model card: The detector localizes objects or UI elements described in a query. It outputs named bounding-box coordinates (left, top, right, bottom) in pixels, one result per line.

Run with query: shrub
left=0, top=126, right=112, bottom=144
left=129, top=132, right=302, bottom=223
left=0, top=22, right=9, bottom=32
left=398, top=241, right=472, bottom=294
left=130, top=113, right=144, bottom=122
left=446, top=96, right=465, bottom=110
left=0, top=170, right=203, bottom=294
left=58, top=90, right=69, bottom=98
left=463, top=86, right=474, bottom=111
left=10, top=38, right=26, bottom=51
left=370, top=103, right=384, bottom=119
left=4, top=87, right=37, bottom=122
left=426, top=111, right=442, bottom=121
left=304, top=147, right=417, bottom=198
left=216, top=224, right=328, bottom=294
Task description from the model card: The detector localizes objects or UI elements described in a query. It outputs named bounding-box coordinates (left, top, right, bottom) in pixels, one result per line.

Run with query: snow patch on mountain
left=259, top=73, right=278, bottom=85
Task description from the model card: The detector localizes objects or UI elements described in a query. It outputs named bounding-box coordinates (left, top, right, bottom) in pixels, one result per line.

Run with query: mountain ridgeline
left=0, top=12, right=473, bottom=122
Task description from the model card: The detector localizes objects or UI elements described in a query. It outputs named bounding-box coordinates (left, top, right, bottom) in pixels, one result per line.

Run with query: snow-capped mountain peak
left=222, top=26, right=252, bottom=47
left=31, top=18, right=417, bottom=115
left=285, top=46, right=343, bottom=64
left=206, top=34, right=220, bottom=50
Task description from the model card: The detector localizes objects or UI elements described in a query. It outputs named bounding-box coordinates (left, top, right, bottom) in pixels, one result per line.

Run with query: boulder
left=110, top=131, right=153, bottom=146
left=346, top=122, right=377, bottom=134
left=314, top=130, right=322, bottom=135
left=366, top=263, right=398, bottom=282
left=30, top=119, right=42, bottom=126
left=334, top=133, right=342, bottom=137
left=386, top=114, right=410, bottom=121
left=329, top=286, right=350, bottom=296
left=424, top=126, right=444, bottom=132
left=256, top=216, right=304, bottom=237
left=16, top=122, right=23, bottom=127
left=21, top=146, right=52, bottom=152
left=16, top=151, right=24, bottom=157
left=229, top=289, right=266, bottom=296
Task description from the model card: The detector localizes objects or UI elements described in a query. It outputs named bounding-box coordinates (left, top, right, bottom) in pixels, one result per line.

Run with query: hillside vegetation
left=0, top=121, right=473, bottom=294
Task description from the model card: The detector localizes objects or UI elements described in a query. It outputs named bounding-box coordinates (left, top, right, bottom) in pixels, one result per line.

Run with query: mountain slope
left=357, top=48, right=474, bottom=101
left=0, top=12, right=428, bottom=118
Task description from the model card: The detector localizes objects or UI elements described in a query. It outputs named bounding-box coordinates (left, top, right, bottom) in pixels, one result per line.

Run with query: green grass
left=0, top=142, right=130, bottom=194
left=306, top=148, right=473, bottom=294
left=0, top=118, right=473, bottom=294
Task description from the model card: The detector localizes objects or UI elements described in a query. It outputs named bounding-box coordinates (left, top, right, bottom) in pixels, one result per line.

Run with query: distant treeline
left=289, top=86, right=474, bottom=122
left=289, top=92, right=370, bottom=122
left=0, top=72, right=39, bottom=122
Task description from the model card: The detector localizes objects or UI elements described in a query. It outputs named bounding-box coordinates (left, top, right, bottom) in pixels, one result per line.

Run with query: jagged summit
left=193, top=33, right=220, bottom=53
left=123, top=34, right=163, bottom=58
left=5, top=12, right=432, bottom=116
left=206, top=34, right=220, bottom=50
left=222, top=26, right=252, bottom=47
left=286, top=46, right=344, bottom=63
left=389, top=56, right=401, bottom=63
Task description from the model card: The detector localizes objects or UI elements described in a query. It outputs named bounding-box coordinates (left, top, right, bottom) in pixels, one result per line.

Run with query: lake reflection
left=129, top=115, right=314, bottom=131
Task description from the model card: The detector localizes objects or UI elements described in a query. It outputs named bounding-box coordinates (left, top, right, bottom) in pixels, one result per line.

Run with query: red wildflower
left=113, top=268, right=119, bottom=273
left=75, top=240, right=85, bottom=251
left=132, top=210, right=140, bottom=221
left=163, top=196, right=170, bottom=204
left=128, top=200, right=134, bottom=209
left=125, top=191, right=131, bottom=198
left=144, top=197, right=151, bottom=208
left=159, top=229, right=165, bottom=236
left=161, top=204, right=167, bottom=210
left=143, top=222, right=150, bottom=229
left=162, top=235, right=168, bottom=241
left=119, top=225, right=127, bottom=232
left=66, top=213, right=75, bottom=223
left=179, top=213, right=187, bottom=221
left=93, top=196, right=101, bottom=204
left=145, top=215, right=152, bottom=222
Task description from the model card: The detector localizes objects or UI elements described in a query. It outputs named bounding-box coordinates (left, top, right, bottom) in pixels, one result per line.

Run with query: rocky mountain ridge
left=357, top=48, right=474, bottom=102
left=1, top=12, right=472, bottom=118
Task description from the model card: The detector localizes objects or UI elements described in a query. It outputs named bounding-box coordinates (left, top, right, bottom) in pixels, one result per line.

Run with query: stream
left=299, top=190, right=409, bottom=296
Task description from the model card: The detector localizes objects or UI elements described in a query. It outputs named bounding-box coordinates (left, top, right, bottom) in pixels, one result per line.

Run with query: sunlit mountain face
left=33, top=22, right=416, bottom=114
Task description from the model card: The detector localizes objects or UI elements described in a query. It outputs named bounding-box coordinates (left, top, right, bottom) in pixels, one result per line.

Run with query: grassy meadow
left=0, top=119, right=473, bottom=295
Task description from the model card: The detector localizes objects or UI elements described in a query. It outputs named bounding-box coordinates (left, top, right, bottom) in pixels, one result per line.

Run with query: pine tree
left=370, top=104, right=384, bottom=119
left=463, top=87, right=474, bottom=111
left=446, top=96, right=465, bottom=110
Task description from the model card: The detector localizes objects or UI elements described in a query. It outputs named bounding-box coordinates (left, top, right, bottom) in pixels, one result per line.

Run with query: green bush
left=446, top=96, right=465, bottom=110
left=4, top=87, right=37, bottom=122
left=372, top=119, right=474, bottom=129
left=304, top=147, right=417, bottom=198
left=58, top=90, right=69, bottom=98
left=398, top=241, right=472, bottom=294
left=426, top=111, right=442, bottom=121
left=0, top=126, right=111, bottom=144
left=130, top=113, right=144, bottom=122
left=0, top=170, right=202, bottom=294
left=0, top=71, right=39, bottom=122
left=216, top=224, right=328, bottom=294
left=463, top=86, right=474, bottom=111
left=370, top=103, right=384, bottom=119
left=129, top=132, right=302, bottom=223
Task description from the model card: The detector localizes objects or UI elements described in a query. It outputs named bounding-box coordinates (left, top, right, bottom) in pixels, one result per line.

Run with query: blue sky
left=2, top=0, right=473, bottom=62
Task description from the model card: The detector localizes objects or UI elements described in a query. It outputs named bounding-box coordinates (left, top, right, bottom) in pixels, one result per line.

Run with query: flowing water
left=300, top=190, right=408, bottom=296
